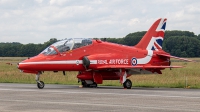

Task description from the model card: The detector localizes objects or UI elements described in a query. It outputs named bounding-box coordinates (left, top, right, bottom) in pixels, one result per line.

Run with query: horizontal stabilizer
left=157, top=54, right=193, bottom=62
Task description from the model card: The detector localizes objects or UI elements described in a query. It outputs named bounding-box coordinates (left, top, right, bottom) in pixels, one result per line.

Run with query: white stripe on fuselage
left=20, top=51, right=153, bottom=66
left=19, top=60, right=97, bottom=65
left=137, top=50, right=153, bottom=64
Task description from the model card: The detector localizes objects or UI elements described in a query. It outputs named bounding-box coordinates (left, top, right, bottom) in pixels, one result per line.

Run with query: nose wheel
left=36, top=73, right=45, bottom=89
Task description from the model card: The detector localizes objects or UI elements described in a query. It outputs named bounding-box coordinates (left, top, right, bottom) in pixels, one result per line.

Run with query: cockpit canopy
left=41, top=38, right=92, bottom=55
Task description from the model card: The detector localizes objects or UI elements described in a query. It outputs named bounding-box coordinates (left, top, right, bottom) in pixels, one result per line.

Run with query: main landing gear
left=36, top=73, right=45, bottom=89
left=81, top=80, right=98, bottom=88
left=120, top=69, right=132, bottom=89
left=123, top=79, right=132, bottom=89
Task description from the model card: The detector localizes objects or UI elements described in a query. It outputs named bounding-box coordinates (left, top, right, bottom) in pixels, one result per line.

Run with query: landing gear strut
left=123, top=79, right=132, bottom=89
left=36, top=73, right=45, bottom=89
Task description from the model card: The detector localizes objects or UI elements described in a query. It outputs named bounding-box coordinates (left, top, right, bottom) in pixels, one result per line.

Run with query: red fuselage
left=18, top=39, right=169, bottom=73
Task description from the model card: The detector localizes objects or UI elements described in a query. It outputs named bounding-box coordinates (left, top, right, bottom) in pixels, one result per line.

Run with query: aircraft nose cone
left=17, top=62, right=22, bottom=69
left=17, top=63, right=19, bottom=69
left=17, top=62, right=25, bottom=70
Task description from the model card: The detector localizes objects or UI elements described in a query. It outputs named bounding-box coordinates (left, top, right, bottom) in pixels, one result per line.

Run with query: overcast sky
left=0, top=0, right=200, bottom=44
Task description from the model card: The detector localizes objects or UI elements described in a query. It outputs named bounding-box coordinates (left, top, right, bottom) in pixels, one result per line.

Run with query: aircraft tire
left=81, top=81, right=89, bottom=87
left=123, top=79, right=132, bottom=89
left=37, top=81, right=45, bottom=89
left=81, top=81, right=97, bottom=88
left=92, top=82, right=97, bottom=88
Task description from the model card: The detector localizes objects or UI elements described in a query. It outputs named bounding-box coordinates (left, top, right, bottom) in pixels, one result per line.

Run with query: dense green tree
left=0, top=38, right=57, bottom=57
left=165, top=30, right=196, bottom=38
left=106, top=31, right=146, bottom=45
left=163, top=36, right=200, bottom=57
left=197, top=34, right=200, bottom=40
left=122, top=31, right=146, bottom=46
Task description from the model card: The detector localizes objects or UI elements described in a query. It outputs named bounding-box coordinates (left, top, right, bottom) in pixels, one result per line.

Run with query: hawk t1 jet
left=18, top=18, right=191, bottom=89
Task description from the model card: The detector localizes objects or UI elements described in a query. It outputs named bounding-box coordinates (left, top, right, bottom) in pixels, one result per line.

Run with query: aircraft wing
left=157, top=53, right=193, bottom=62
left=95, top=65, right=183, bottom=69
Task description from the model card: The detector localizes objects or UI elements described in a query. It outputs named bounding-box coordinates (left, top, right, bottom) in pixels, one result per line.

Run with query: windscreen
left=41, top=38, right=92, bottom=55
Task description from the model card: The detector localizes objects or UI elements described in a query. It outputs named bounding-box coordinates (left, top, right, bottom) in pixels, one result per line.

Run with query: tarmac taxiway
left=0, top=83, right=200, bottom=112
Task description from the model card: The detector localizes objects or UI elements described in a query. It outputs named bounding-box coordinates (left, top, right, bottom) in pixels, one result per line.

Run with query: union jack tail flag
left=135, top=18, right=167, bottom=51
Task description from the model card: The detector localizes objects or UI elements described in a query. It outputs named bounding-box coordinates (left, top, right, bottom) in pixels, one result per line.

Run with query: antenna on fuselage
left=63, top=71, right=66, bottom=76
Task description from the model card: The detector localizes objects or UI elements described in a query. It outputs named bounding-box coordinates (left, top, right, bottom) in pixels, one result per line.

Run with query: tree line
left=0, top=38, right=57, bottom=57
left=0, top=31, right=200, bottom=57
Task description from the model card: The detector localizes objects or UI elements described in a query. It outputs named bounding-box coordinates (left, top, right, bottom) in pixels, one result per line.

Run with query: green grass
left=0, top=57, right=200, bottom=88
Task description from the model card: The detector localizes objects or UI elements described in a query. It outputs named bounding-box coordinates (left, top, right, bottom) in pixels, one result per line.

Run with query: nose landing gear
left=36, top=73, right=45, bottom=89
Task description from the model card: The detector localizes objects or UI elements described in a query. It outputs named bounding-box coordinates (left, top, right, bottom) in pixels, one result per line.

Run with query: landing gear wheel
left=81, top=80, right=97, bottom=88
left=81, top=81, right=89, bottom=87
left=123, top=79, right=132, bottom=89
left=37, top=81, right=45, bottom=89
left=91, top=82, right=97, bottom=88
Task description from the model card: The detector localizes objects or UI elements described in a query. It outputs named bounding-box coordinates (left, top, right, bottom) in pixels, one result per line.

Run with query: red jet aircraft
left=18, top=18, right=191, bottom=89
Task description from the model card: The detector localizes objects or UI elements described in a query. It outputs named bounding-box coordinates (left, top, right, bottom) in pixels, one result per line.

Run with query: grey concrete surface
left=0, top=83, right=200, bottom=112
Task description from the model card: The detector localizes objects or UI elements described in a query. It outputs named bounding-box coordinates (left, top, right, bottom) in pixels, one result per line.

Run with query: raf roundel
left=76, top=60, right=79, bottom=65
left=131, top=58, right=137, bottom=66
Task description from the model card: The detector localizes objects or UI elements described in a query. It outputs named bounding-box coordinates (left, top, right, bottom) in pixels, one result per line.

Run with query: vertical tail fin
left=135, top=18, right=167, bottom=51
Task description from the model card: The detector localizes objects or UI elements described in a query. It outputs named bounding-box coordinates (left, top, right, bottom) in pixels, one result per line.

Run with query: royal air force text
left=98, top=59, right=129, bottom=65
